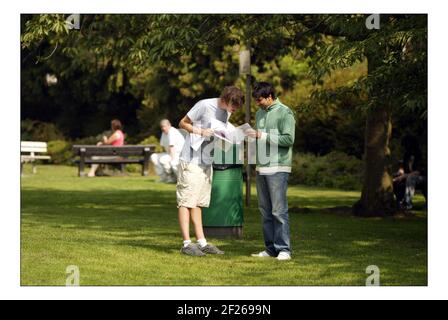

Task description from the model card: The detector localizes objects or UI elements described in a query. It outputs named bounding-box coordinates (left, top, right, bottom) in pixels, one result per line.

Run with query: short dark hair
left=111, top=119, right=122, bottom=131
left=220, top=86, right=245, bottom=108
left=252, top=82, right=276, bottom=100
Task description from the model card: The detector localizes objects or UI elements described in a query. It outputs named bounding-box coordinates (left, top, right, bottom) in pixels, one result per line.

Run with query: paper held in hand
left=190, top=119, right=254, bottom=151
left=211, top=119, right=254, bottom=145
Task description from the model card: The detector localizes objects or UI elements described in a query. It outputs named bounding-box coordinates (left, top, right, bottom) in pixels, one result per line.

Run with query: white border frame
left=2, top=0, right=446, bottom=300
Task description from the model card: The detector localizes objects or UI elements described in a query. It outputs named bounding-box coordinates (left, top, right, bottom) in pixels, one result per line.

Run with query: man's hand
left=246, top=129, right=262, bottom=139
left=201, top=128, right=215, bottom=137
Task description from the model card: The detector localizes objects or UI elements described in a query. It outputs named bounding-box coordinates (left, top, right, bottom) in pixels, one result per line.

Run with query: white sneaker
left=277, top=251, right=291, bottom=261
left=251, top=251, right=273, bottom=258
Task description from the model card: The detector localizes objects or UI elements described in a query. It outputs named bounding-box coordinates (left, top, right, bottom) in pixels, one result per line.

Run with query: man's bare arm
left=168, top=146, right=176, bottom=159
left=179, top=116, right=214, bottom=137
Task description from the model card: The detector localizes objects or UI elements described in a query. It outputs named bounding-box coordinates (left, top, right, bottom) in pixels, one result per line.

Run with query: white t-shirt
left=180, top=98, right=230, bottom=166
left=160, top=127, right=185, bottom=155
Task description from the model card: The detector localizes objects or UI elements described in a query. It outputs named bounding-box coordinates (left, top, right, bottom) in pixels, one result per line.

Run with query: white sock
left=183, top=240, right=192, bottom=248
left=197, top=238, right=207, bottom=248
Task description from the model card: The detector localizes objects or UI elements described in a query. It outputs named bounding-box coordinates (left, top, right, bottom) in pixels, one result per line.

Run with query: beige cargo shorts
left=176, top=160, right=213, bottom=208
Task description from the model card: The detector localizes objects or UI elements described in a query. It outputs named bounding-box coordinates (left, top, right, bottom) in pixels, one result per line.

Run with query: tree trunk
left=353, top=52, right=397, bottom=217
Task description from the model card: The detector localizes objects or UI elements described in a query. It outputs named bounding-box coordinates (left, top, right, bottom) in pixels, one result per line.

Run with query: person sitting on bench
left=88, top=119, right=125, bottom=177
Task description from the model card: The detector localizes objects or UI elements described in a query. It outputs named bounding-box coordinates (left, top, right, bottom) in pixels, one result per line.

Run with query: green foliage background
left=21, top=14, right=427, bottom=189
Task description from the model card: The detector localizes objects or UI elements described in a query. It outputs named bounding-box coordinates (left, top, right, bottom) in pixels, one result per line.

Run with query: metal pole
left=245, top=62, right=251, bottom=207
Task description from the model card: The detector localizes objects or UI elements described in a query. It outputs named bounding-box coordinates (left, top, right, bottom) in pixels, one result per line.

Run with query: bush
left=47, top=140, right=73, bottom=165
left=73, top=131, right=112, bottom=145
left=125, top=164, right=141, bottom=173
left=140, top=135, right=163, bottom=153
left=290, top=151, right=364, bottom=190
left=21, top=119, right=65, bottom=141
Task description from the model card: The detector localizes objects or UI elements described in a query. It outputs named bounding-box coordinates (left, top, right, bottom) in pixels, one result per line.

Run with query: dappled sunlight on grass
left=21, top=165, right=427, bottom=286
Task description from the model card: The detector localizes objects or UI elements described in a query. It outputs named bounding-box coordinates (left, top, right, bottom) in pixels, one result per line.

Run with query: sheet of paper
left=190, top=119, right=254, bottom=148
left=211, top=119, right=233, bottom=143
left=211, top=120, right=255, bottom=145
left=233, top=123, right=254, bottom=144
left=190, top=133, right=204, bottom=151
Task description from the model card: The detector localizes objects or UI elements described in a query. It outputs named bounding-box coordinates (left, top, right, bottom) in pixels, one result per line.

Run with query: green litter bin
left=203, top=142, right=244, bottom=239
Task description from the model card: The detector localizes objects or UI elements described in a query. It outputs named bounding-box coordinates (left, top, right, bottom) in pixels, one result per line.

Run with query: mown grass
left=21, top=165, right=427, bottom=286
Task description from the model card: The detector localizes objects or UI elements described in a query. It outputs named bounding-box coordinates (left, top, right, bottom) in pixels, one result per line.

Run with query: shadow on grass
left=21, top=186, right=428, bottom=285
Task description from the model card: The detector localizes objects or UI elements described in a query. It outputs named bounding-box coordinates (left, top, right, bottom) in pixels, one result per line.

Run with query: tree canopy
left=21, top=14, right=427, bottom=216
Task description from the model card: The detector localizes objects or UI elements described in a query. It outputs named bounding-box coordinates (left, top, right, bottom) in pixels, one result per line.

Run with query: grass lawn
left=21, top=165, right=427, bottom=286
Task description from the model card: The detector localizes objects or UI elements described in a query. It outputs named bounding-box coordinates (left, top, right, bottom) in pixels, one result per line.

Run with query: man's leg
left=178, top=206, right=207, bottom=256
left=404, top=175, right=425, bottom=209
left=256, top=174, right=276, bottom=256
left=88, top=156, right=101, bottom=177
left=87, top=164, right=99, bottom=177
left=265, top=173, right=291, bottom=255
left=190, top=206, right=224, bottom=254
left=190, top=207, right=206, bottom=241
left=159, top=154, right=173, bottom=174
left=178, top=206, right=191, bottom=241
left=151, top=153, right=168, bottom=182
left=159, top=154, right=176, bottom=182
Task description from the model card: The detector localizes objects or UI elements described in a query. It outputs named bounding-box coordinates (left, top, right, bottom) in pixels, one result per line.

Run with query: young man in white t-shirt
left=177, top=86, right=244, bottom=256
left=151, top=119, right=185, bottom=183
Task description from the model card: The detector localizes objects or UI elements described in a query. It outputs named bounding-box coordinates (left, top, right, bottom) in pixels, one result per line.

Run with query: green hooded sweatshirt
left=255, top=98, right=296, bottom=174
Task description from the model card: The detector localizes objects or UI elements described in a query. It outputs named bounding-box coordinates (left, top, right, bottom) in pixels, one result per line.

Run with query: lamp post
left=239, top=48, right=251, bottom=207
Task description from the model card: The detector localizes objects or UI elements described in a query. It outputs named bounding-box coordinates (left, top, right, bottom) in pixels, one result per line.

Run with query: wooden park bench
left=72, top=145, right=156, bottom=177
left=21, top=141, right=52, bottom=174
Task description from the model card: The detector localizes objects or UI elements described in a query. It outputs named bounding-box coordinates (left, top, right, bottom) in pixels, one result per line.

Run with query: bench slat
left=21, top=155, right=51, bottom=161
left=21, top=142, right=47, bottom=150
left=72, top=145, right=155, bottom=177
left=78, top=159, right=144, bottom=164
left=21, top=141, right=49, bottom=154
left=73, top=145, right=156, bottom=156
left=81, top=150, right=147, bottom=156
left=21, top=141, right=48, bottom=147
left=21, top=147, right=48, bottom=153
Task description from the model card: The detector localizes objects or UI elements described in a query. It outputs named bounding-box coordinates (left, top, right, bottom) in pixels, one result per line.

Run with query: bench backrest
left=72, top=145, right=156, bottom=157
left=21, top=141, right=48, bottom=154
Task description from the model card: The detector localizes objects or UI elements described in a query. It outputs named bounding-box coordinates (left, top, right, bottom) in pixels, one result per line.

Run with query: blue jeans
left=256, top=172, right=291, bottom=256
left=404, top=175, right=427, bottom=208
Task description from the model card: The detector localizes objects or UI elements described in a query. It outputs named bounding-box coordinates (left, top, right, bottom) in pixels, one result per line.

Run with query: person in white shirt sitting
left=150, top=119, right=185, bottom=183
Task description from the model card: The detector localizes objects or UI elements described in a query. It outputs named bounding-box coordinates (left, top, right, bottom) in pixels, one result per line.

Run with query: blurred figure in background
left=151, top=119, right=185, bottom=183
left=393, top=135, right=427, bottom=210
left=88, top=119, right=125, bottom=177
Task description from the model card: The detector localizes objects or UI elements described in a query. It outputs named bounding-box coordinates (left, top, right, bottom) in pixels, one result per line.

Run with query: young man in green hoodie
left=247, top=82, right=296, bottom=261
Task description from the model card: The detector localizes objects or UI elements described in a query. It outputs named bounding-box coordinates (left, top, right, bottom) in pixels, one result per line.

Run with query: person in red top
left=87, top=119, right=125, bottom=177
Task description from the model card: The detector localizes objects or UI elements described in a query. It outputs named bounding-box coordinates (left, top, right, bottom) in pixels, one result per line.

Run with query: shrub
left=290, top=151, right=364, bottom=190
left=73, top=131, right=112, bottom=146
left=140, top=135, right=163, bottom=153
left=124, top=164, right=142, bottom=173
left=21, top=119, right=65, bottom=141
left=47, top=140, right=73, bottom=165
